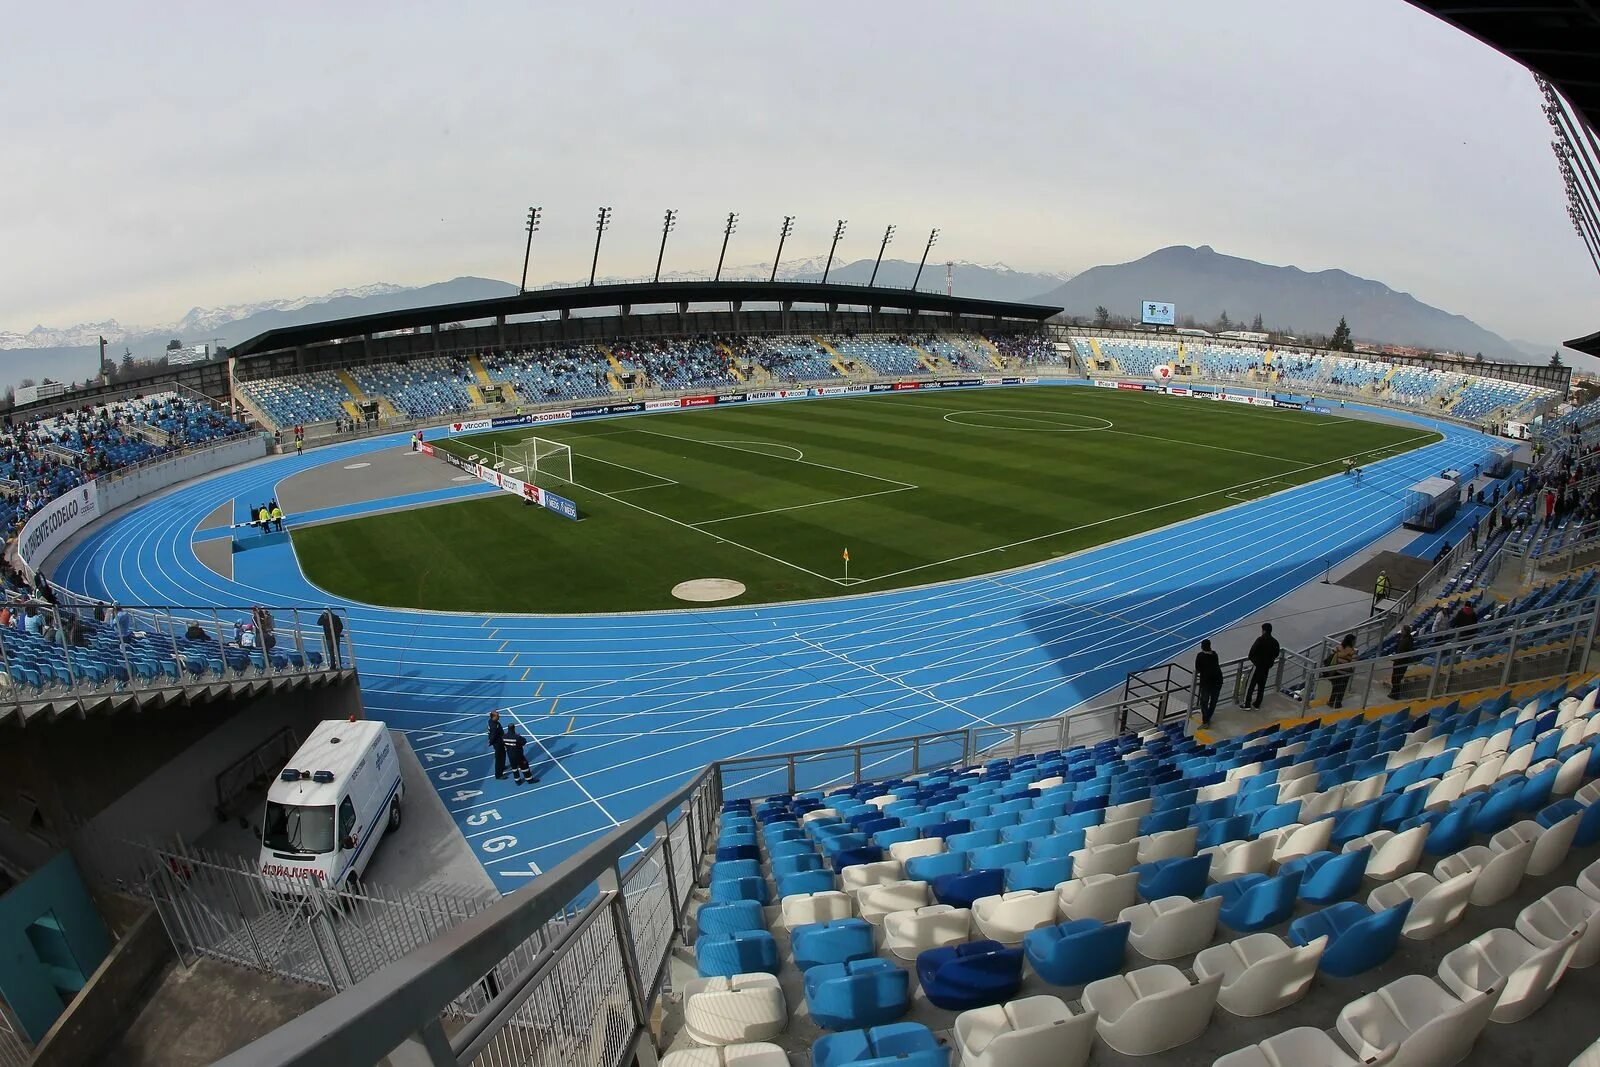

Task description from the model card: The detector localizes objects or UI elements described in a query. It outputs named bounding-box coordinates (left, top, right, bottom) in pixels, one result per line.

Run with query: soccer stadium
left=4, top=4, right=1600, bottom=1067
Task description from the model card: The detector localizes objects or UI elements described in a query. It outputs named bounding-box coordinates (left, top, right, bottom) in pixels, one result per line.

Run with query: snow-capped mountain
left=0, top=283, right=409, bottom=351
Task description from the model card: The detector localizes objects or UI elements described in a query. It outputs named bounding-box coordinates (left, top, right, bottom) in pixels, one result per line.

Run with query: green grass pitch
left=291, top=388, right=1435, bottom=613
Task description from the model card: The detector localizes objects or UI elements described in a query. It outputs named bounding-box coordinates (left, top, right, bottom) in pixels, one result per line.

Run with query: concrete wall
left=0, top=852, right=110, bottom=1043
left=0, top=678, right=363, bottom=884
left=98, top=433, right=267, bottom=515
left=28, top=906, right=171, bottom=1067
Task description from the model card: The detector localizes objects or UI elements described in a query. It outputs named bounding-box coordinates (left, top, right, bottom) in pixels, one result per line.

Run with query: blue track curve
left=52, top=387, right=1498, bottom=892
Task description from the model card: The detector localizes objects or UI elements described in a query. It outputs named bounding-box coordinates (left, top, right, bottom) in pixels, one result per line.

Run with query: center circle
left=942, top=409, right=1114, bottom=432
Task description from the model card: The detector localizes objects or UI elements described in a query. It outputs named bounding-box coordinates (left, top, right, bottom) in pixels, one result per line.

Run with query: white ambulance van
left=259, top=720, right=403, bottom=892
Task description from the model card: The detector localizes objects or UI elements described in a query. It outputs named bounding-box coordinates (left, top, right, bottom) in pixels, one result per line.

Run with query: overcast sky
left=1, top=0, right=1593, bottom=348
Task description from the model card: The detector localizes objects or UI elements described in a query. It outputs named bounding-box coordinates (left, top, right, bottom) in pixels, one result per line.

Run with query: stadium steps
left=233, top=389, right=275, bottom=431
left=718, top=342, right=746, bottom=383
left=598, top=345, right=628, bottom=377
left=376, top=397, right=402, bottom=420
left=467, top=355, right=495, bottom=387
left=606, top=371, right=625, bottom=393
left=340, top=400, right=363, bottom=423
left=466, top=384, right=487, bottom=405
left=1085, top=336, right=1121, bottom=375
left=975, top=334, right=1007, bottom=369
left=910, top=344, right=942, bottom=374
left=335, top=370, right=370, bottom=403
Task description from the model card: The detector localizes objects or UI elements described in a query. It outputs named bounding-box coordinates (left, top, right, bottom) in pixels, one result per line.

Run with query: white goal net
left=498, top=435, right=573, bottom=485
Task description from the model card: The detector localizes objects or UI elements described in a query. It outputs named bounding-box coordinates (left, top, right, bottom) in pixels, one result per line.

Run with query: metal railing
left=0, top=597, right=355, bottom=721
left=216, top=692, right=1176, bottom=1067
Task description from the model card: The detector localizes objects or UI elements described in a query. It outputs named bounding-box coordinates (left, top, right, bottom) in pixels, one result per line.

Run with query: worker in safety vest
left=1371, top=570, right=1391, bottom=616
left=270, top=505, right=284, bottom=532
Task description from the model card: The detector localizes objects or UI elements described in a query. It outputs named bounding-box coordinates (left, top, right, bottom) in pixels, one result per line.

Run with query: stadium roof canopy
left=1408, top=2, right=1600, bottom=357
left=1408, top=1, right=1600, bottom=131
left=229, top=280, right=1063, bottom=359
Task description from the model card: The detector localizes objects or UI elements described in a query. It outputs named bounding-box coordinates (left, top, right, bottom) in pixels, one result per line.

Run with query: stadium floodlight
left=715, top=212, right=739, bottom=282
left=589, top=207, right=612, bottom=287
left=654, top=209, right=678, bottom=284
left=769, top=215, right=795, bottom=283
left=520, top=207, right=542, bottom=294
left=868, top=224, right=896, bottom=287
left=912, top=227, right=940, bottom=291
left=822, top=219, right=847, bottom=284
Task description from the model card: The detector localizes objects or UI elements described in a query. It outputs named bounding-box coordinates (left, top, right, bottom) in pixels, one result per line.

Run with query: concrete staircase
left=335, top=370, right=368, bottom=403
left=1084, top=337, right=1119, bottom=375
left=974, top=335, right=1007, bottom=370
left=467, top=355, right=495, bottom=388
left=813, top=336, right=865, bottom=379
left=910, top=344, right=943, bottom=374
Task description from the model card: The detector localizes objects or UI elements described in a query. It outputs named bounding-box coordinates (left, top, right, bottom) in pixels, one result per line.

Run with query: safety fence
left=0, top=598, right=355, bottom=722
left=0, top=1003, right=28, bottom=1067
left=212, top=694, right=1168, bottom=1067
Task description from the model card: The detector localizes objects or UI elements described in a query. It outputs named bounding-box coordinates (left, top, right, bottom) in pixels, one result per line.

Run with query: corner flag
left=842, top=548, right=850, bottom=562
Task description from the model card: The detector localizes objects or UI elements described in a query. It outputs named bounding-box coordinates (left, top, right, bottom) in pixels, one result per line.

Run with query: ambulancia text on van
left=259, top=719, right=403, bottom=892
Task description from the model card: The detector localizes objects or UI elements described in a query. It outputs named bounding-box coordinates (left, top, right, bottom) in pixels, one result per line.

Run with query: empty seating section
left=684, top=675, right=1600, bottom=1064
left=239, top=372, right=351, bottom=427
left=831, top=337, right=925, bottom=377
left=1078, top=334, right=1556, bottom=419
left=351, top=357, right=475, bottom=420
left=1092, top=339, right=1180, bottom=377
left=484, top=346, right=612, bottom=404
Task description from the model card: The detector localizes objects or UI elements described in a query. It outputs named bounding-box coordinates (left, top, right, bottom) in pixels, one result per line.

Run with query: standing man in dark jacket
left=488, top=710, right=507, bottom=780
left=1388, top=624, right=1416, bottom=699
left=1243, top=623, right=1280, bottom=709
left=1193, top=639, right=1223, bottom=726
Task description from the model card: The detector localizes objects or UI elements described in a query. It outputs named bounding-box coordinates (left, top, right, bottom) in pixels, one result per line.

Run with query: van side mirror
left=342, top=835, right=357, bottom=851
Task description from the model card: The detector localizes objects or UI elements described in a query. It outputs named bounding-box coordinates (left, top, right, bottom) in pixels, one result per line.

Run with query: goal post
left=501, top=435, right=573, bottom=485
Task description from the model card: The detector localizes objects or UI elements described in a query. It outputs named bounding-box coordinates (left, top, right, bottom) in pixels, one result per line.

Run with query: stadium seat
left=780, top=890, right=853, bottom=930
left=804, top=956, right=910, bottom=1030
left=1194, top=932, right=1325, bottom=1017
left=1341, top=825, right=1426, bottom=881
left=1055, top=872, right=1139, bottom=923
left=1212, top=1026, right=1370, bottom=1067
left=1119, top=893, right=1222, bottom=960
left=1277, top=847, right=1369, bottom=904
left=697, top=930, right=780, bottom=977
left=883, top=905, right=970, bottom=962
left=1132, top=855, right=1209, bottom=900
left=1433, top=840, right=1532, bottom=906
left=696, top=901, right=765, bottom=940
left=1367, top=869, right=1478, bottom=940
left=812, top=1023, right=948, bottom=1067
left=915, top=939, right=1024, bottom=1011
left=681, top=973, right=787, bottom=1045
left=1288, top=900, right=1411, bottom=977
left=661, top=1043, right=789, bottom=1067
left=855, top=880, right=930, bottom=924
left=1079, top=964, right=1223, bottom=1056
left=932, top=868, right=1003, bottom=909
left=1437, top=926, right=1581, bottom=1023
left=1335, top=975, right=1495, bottom=1064
left=953, top=995, right=1096, bottom=1067
left=1021, top=918, right=1130, bottom=987
left=1518, top=886, right=1600, bottom=968
left=792, top=918, right=874, bottom=972
left=1205, top=871, right=1303, bottom=932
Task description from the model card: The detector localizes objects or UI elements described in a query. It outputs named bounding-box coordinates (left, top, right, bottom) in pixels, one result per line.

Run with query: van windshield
left=262, top=802, right=335, bottom=855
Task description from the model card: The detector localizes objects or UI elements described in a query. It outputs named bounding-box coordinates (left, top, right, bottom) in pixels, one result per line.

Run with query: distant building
left=1216, top=330, right=1269, bottom=343
left=167, top=344, right=211, bottom=366
left=15, top=380, right=68, bottom=406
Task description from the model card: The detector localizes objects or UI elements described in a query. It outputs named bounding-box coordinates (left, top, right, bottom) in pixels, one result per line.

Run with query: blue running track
left=51, top=387, right=1500, bottom=892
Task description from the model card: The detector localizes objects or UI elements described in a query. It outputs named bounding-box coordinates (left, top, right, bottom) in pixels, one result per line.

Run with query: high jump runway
left=50, top=390, right=1502, bottom=892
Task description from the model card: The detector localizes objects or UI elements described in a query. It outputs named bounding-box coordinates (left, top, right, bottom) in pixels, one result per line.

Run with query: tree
left=1093, top=305, right=1111, bottom=328
left=1329, top=317, right=1354, bottom=352
left=121, top=351, right=134, bottom=373
left=1551, top=351, right=1565, bottom=368
left=1217, top=311, right=1232, bottom=331
left=1251, top=313, right=1264, bottom=332
left=18, top=378, right=34, bottom=388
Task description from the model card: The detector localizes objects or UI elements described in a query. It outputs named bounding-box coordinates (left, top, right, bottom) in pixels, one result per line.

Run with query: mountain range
left=0, top=246, right=1575, bottom=391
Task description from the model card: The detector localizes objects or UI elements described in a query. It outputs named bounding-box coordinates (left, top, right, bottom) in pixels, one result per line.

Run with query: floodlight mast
left=869, top=224, right=896, bottom=287
left=769, top=216, right=795, bottom=283
left=822, top=219, right=847, bottom=283
left=654, top=209, right=678, bottom=284
left=912, top=228, right=940, bottom=291
left=715, top=212, right=739, bottom=282
left=589, top=207, right=612, bottom=287
left=519, top=207, right=542, bottom=294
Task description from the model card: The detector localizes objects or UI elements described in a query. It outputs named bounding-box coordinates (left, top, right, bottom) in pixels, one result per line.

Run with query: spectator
left=1242, top=623, right=1280, bottom=709
left=113, top=604, right=134, bottom=641
left=1433, top=540, right=1451, bottom=564
left=184, top=620, right=208, bottom=641
left=1192, top=639, right=1223, bottom=726
left=1388, top=624, right=1415, bottom=699
left=1451, top=600, right=1477, bottom=629
left=318, top=607, right=344, bottom=668
left=488, top=710, right=506, bottom=780
left=1328, top=634, right=1357, bottom=709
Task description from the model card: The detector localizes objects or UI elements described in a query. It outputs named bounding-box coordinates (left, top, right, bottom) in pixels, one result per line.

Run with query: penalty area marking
left=942, top=409, right=1114, bottom=433
left=716, top=440, right=805, bottom=461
